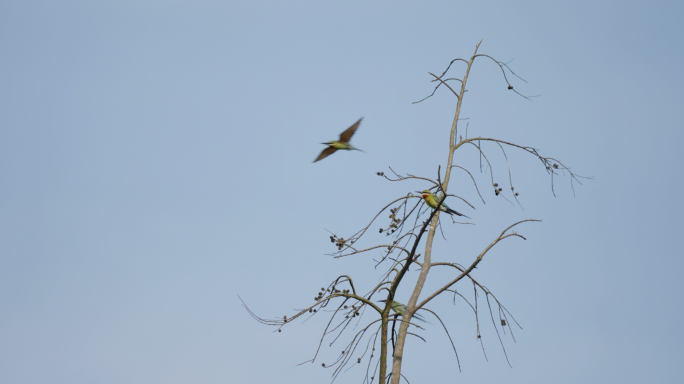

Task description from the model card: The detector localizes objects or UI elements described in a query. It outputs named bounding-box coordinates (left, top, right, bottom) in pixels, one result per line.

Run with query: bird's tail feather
left=447, top=208, right=471, bottom=220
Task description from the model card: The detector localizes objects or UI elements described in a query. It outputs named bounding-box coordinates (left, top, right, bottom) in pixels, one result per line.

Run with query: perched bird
left=378, top=299, right=426, bottom=322
left=417, top=190, right=471, bottom=219
left=313, top=118, right=363, bottom=162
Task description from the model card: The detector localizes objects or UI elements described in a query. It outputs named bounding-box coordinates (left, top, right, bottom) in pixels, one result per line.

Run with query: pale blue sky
left=1, top=1, right=683, bottom=383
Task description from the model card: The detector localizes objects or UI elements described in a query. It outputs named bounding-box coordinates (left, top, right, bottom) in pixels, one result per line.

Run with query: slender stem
left=389, top=40, right=482, bottom=384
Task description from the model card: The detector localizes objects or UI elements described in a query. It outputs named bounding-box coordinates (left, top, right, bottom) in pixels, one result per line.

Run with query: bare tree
left=242, top=40, right=589, bottom=384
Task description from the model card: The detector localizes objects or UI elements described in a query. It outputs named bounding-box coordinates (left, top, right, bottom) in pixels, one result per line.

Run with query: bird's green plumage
left=418, top=190, right=471, bottom=219
left=313, top=118, right=363, bottom=162
left=379, top=299, right=426, bottom=322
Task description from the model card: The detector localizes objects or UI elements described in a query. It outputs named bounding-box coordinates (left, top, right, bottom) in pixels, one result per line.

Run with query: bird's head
left=415, top=190, right=432, bottom=199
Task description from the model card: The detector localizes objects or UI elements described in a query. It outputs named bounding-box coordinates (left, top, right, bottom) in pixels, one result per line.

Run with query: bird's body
left=418, top=190, right=471, bottom=219
left=314, top=118, right=363, bottom=162
left=379, top=299, right=426, bottom=322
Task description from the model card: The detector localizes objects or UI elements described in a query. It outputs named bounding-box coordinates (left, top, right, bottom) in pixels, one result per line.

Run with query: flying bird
left=417, top=190, right=471, bottom=219
left=313, top=118, right=363, bottom=162
left=378, top=299, right=426, bottom=322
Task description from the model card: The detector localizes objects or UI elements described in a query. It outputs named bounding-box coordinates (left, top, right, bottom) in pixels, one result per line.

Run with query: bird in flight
left=313, top=118, right=363, bottom=162
left=417, top=190, right=471, bottom=219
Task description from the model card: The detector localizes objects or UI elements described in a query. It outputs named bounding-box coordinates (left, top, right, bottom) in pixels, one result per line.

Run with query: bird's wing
left=338, top=118, right=362, bottom=143
left=314, top=147, right=338, bottom=162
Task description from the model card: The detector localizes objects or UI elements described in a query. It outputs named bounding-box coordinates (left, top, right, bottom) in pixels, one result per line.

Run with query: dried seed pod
left=501, top=319, right=507, bottom=326
left=553, top=164, right=559, bottom=168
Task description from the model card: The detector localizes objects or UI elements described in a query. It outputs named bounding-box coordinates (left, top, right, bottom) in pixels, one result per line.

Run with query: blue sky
left=1, top=1, right=683, bottom=383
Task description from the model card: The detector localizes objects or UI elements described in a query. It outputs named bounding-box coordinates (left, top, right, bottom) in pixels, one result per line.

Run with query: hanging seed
left=278, top=329, right=281, bottom=332
left=553, top=164, right=559, bottom=169
left=501, top=319, right=507, bottom=326
left=358, top=358, right=361, bottom=363
left=322, top=363, right=325, bottom=367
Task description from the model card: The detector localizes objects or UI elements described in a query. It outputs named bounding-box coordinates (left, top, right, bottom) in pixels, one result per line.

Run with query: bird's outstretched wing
left=314, top=147, right=338, bottom=162
left=338, top=118, right=362, bottom=143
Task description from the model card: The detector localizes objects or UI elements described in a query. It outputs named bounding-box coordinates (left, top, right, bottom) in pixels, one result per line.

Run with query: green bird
left=417, top=190, right=471, bottom=219
left=313, top=118, right=363, bottom=162
left=378, top=299, right=426, bottom=322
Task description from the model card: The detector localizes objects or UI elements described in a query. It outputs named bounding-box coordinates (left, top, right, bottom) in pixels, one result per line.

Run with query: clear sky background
left=1, top=1, right=683, bottom=383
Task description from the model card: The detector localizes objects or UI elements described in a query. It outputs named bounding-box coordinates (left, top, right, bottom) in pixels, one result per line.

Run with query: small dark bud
left=477, top=335, right=481, bottom=338
left=553, top=163, right=559, bottom=169
left=495, top=191, right=499, bottom=196
left=309, top=309, right=312, bottom=312
left=357, top=358, right=361, bottom=363
left=508, top=85, right=513, bottom=89
left=341, top=351, right=345, bottom=354
left=515, top=192, right=519, bottom=196
left=493, top=183, right=498, bottom=187
left=501, top=319, right=507, bottom=326
left=322, top=363, right=325, bottom=367
left=379, top=228, right=383, bottom=233
left=278, top=329, right=281, bottom=332
left=321, top=288, right=325, bottom=291
left=313, top=309, right=317, bottom=312
left=498, top=188, right=503, bottom=192
left=344, top=305, right=348, bottom=309
left=283, top=315, right=287, bottom=320
left=511, top=187, right=514, bottom=190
